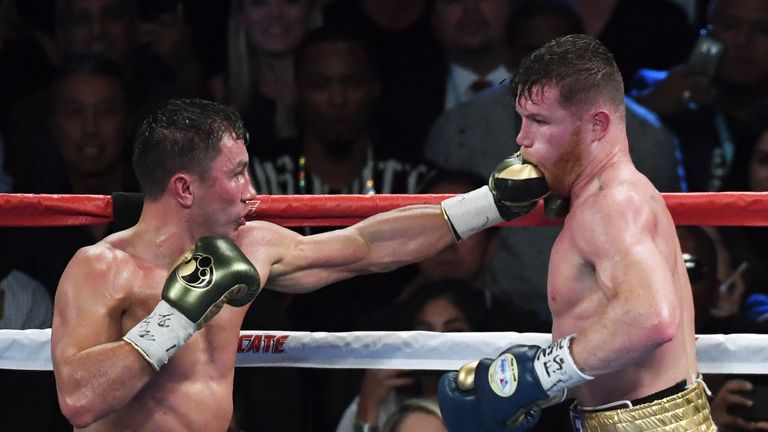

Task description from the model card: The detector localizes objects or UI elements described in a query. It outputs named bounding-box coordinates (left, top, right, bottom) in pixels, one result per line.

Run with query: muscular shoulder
left=570, top=179, right=661, bottom=258
left=59, top=241, right=137, bottom=298
left=72, top=240, right=129, bottom=271
left=235, top=221, right=301, bottom=268
left=236, top=221, right=290, bottom=246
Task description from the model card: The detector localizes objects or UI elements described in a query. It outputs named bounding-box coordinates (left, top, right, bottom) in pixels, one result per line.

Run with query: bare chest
left=118, top=267, right=246, bottom=375
left=100, top=265, right=247, bottom=429
left=547, top=228, right=603, bottom=336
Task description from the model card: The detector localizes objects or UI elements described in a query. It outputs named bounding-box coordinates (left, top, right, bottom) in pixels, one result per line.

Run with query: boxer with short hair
left=438, top=34, right=717, bottom=431
left=51, top=97, right=543, bottom=431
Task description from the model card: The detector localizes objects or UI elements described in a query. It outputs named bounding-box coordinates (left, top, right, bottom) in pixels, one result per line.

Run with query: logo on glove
left=176, top=253, right=215, bottom=289
left=489, top=353, right=519, bottom=397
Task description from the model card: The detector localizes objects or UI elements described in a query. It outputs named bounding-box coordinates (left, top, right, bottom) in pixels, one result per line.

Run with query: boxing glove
left=441, top=152, right=549, bottom=241
left=745, top=293, right=768, bottom=323
left=543, top=195, right=570, bottom=219
left=438, top=336, right=592, bottom=432
left=124, top=237, right=261, bottom=370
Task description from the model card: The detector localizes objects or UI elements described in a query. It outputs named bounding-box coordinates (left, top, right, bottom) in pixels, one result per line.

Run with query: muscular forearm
left=56, top=341, right=153, bottom=428
left=265, top=205, right=454, bottom=294
left=569, top=301, right=677, bottom=376
left=354, top=205, right=454, bottom=270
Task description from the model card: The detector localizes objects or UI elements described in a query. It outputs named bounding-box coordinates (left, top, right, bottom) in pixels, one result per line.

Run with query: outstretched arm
left=52, top=247, right=154, bottom=428
left=254, top=204, right=455, bottom=293
left=253, top=154, right=548, bottom=293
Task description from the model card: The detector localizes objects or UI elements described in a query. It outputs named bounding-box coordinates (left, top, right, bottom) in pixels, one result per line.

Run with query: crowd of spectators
left=0, top=0, right=767, bottom=430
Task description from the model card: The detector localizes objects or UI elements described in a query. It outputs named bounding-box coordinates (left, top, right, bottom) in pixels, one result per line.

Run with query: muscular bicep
left=51, top=247, right=127, bottom=363
left=51, top=246, right=156, bottom=426
left=258, top=225, right=375, bottom=293
left=579, top=196, right=675, bottom=307
left=246, top=206, right=452, bottom=293
left=569, top=193, right=681, bottom=375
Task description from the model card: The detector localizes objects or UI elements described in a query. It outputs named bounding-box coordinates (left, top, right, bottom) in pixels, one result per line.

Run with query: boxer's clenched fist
left=124, top=237, right=261, bottom=370
left=441, top=152, right=549, bottom=240
left=438, top=336, right=592, bottom=432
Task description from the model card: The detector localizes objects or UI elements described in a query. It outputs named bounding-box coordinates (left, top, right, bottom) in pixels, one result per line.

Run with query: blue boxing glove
left=438, top=335, right=592, bottom=432
left=745, top=293, right=768, bottom=323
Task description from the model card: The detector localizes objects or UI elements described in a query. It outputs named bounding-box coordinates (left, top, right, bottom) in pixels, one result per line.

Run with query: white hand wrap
left=533, top=334, right=593, bottom=399
left=123, top=300, right=196, bottom=371
left=440, top=186, right=503, bottom=241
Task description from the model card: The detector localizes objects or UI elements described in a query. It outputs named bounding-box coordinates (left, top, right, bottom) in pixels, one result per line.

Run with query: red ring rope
left=1, top=192, right=767, bottom=227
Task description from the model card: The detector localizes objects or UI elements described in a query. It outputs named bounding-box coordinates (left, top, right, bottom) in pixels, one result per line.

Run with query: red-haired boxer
left=438, top=34, right=717, bottom=432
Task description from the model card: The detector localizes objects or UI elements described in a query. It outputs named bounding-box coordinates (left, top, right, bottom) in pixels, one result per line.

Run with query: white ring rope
left=2, top=329, right=767, bottom=374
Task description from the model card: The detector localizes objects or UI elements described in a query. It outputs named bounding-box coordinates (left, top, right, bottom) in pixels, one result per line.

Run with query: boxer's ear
left=170, top=173, right=194, bottom=208
left=589, top=110, right=610, bottom=142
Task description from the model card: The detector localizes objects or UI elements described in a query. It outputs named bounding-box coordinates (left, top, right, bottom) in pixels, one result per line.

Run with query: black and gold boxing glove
left=488, top=152, right=550, bottom=219
left=124, top=237, right=261, bottom=370
left=441, top=152, right=549, bottom=241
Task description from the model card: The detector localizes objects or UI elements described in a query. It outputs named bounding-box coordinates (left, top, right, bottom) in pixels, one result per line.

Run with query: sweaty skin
left=548, top=164, right=697, bottom=406
left=52, top=134, right=453, bottom=431
left=516, top=86, right=697, bottom=407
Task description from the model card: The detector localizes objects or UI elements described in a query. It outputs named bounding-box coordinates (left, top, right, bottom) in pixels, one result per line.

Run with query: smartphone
left=728, top=385, right=768, bottom=422
left=688, top=30, right=725, bottom=85
left=396, top=370, right=444, bottom=397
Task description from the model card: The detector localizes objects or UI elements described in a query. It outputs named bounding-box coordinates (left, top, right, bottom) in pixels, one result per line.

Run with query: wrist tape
left=533, top=334, right=593, bottom=399
left=440, top=186, right=503, bottom=241
left=123, top=300, right=196, bottom=371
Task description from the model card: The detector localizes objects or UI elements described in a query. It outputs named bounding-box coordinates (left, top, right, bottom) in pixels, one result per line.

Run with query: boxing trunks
left=569, top=378, right=716, bottom=431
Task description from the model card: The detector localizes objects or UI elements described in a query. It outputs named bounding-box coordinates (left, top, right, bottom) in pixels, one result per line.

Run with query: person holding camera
left=630, top=0, right=768, bottom=192
left=335, top=281, right=487, bottom=432
left=677, top=225, right=768, bottom=431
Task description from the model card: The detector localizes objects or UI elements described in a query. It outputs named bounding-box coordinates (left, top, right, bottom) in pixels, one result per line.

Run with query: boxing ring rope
left=3, top=192, right=768, bottom=227
left=2, top=330, right=768, bottom=374
left=1, top=192, right=768, bottom=373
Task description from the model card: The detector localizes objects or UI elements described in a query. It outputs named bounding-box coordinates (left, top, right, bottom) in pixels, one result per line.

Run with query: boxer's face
left=52, top=72, right=129, bottom=176
left=193, top=134, right=256, bottom=237
left=297, top=42, right=378, bottom=156
left=710, top=0, right=768, bottom=87
left=241, top=0, right=311, bottom=57
left=515, top=85, right=583, bottom=196
left=59, top=0, right=135, bottom=64
left=749, top=131, right=768, bottom=191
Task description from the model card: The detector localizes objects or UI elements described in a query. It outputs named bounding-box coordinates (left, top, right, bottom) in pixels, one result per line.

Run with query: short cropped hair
left=510, top=34, right=624, bottom=115
left=132, top=98, right=248, bottom=200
